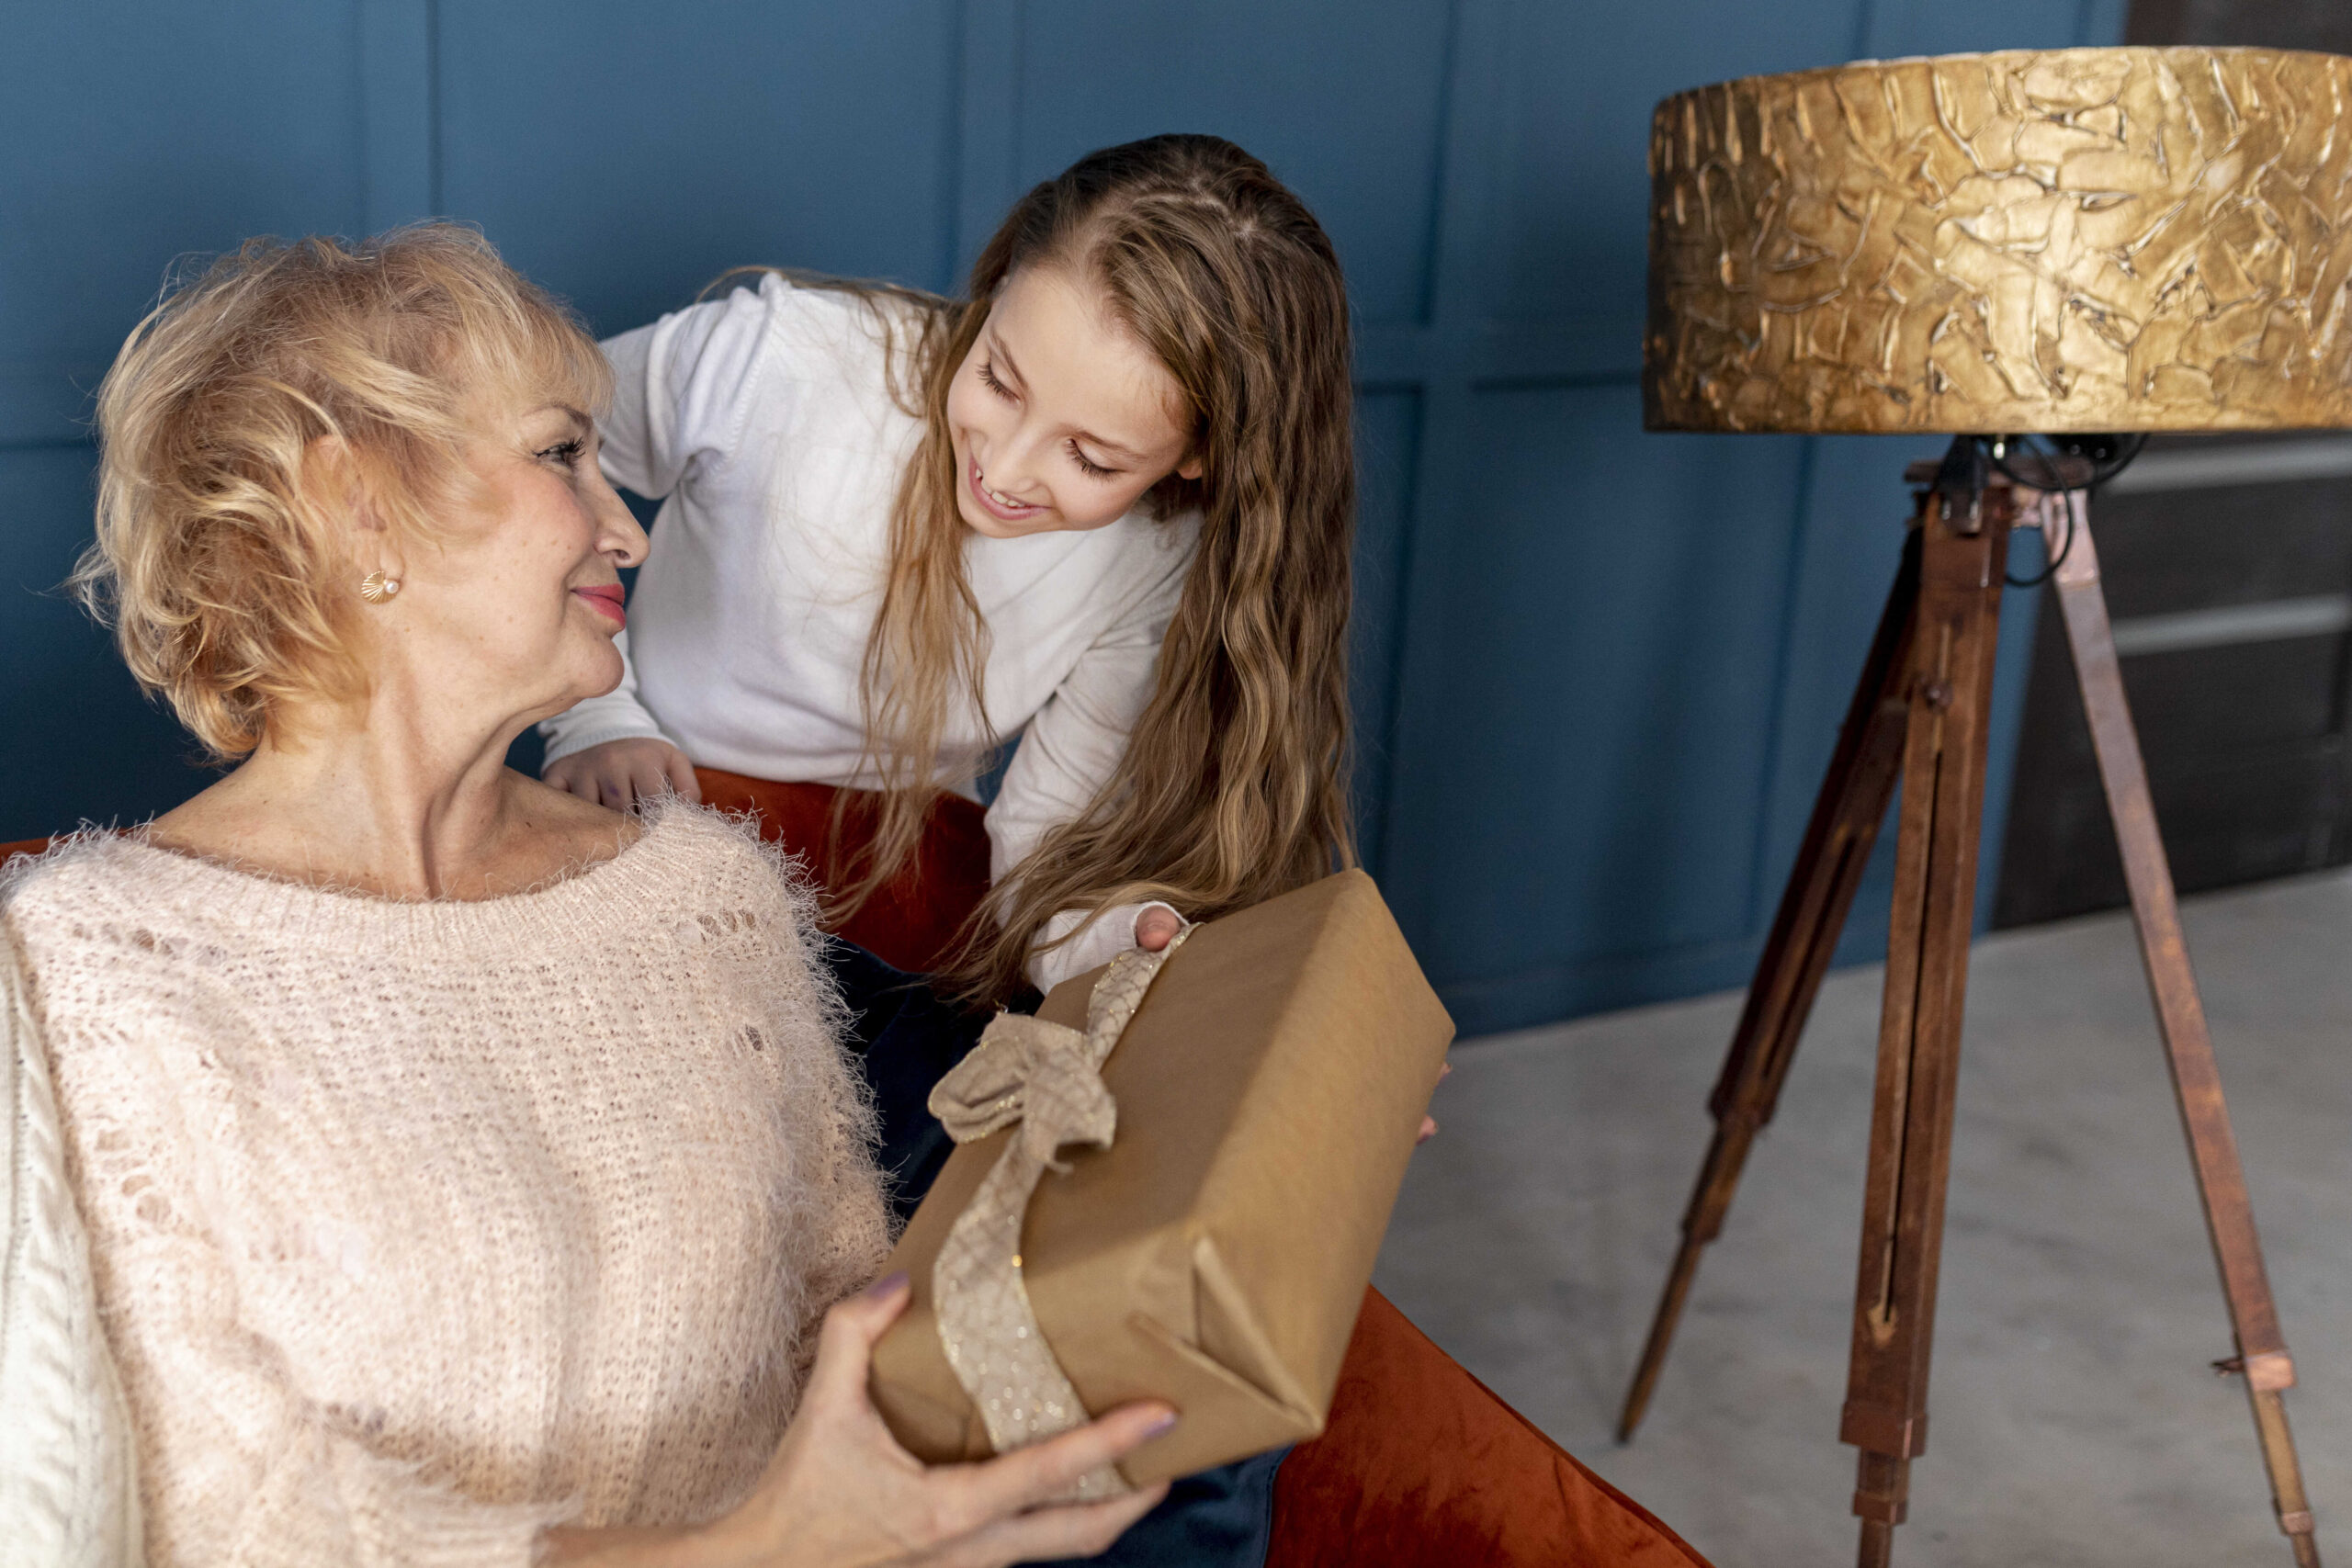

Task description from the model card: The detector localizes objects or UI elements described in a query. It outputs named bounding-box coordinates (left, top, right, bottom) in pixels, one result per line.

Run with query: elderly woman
left=0, top=225, right=1175, bottom=1566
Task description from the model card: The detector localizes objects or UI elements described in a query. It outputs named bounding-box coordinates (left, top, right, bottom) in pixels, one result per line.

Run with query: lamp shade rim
left=1667, top=42, right=2352, bottom=106
left=1645, top=47, right=2352, bottom=436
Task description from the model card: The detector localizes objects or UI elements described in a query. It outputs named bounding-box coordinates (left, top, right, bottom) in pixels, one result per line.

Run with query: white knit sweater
left=0, top=807, right=890, bottom=1567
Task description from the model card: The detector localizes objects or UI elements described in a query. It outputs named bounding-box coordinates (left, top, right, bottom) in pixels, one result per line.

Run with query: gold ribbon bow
left=925, top=926, right=1191, bottom=1497
left=931, top=1014, right=1120, bottom=1172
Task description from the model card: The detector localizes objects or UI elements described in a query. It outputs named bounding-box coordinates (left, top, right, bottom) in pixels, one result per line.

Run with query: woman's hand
left=543, top=738, right=703, bottom=811
left=721, top=1274, right=1172, bottom=1565
left=545, top=1273, right=1173, bottom=1567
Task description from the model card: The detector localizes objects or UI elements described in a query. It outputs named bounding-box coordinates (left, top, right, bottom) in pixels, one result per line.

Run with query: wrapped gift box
left=868, top=868, right=1454, bottom=1487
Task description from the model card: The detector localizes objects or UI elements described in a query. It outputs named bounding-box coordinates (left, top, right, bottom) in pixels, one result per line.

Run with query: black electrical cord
left=2008, top=480, right=2076, bottom=590
left=1984, top=433, right=2148, bottom=589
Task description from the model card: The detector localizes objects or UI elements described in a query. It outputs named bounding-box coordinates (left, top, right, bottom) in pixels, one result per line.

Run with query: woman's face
left=369, top=385, right=648, bottom=729
left=944, top=265, right=1202, bottom=540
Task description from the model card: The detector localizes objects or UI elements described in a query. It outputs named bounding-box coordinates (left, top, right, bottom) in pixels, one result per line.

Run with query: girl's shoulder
left=621, top=276, right=938, bottom=480
left=1105, top=504, right=1204, bottom=587
left=972, top=506, right=1201, bottom=620
left=636, top=273, right=931, bottom=394
left=733, top=272, right=942, bottom=395
left=750, top=269, right=939, bottom=331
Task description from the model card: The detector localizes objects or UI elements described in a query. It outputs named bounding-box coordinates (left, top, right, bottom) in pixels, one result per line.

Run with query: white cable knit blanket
left=0, top=914, right=142, bottom=1568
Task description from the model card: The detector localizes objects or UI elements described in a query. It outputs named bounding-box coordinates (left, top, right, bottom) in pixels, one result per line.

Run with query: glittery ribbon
left=926, top=927, right=1191, bottom=1497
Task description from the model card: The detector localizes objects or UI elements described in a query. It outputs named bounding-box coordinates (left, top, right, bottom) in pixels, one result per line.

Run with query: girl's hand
left=1418, top=1062, right=1451, bottom=1145
left=1132, top=905, right=1185, bottom=953
left=1129, top=904, right=1436, bottom=1141
left=543, top=738, right=702, bottom=811
left=544, top=1274, right=1172, bottom=1568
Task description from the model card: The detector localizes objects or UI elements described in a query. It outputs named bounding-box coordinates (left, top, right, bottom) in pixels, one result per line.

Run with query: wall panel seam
left=953, top=0, right=1023, bottom=280
left=1410, top=0, right=1467, bottom=329
left=1742, top=436, right=1822, bottom=932
left=1375, top=0, right=1511, bottom=914
left=357, top=0, right=437, bottom=230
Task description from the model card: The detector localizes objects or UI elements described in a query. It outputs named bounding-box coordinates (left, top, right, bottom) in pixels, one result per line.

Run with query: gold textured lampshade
left=1645, top=47, right=2352, bottom=434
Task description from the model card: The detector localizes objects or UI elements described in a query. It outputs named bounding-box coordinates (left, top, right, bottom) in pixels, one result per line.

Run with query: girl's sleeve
left=54, top=1047, right=573, bottom=1566
left=544, top=282, right=784, bottom=766
left=985, top=526, right=1195, bottom=993
left=594, top=284, right=775, bottom=502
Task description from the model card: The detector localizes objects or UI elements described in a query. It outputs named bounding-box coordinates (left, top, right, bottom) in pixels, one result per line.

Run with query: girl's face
left=945, top=265, right=1202, bottom=539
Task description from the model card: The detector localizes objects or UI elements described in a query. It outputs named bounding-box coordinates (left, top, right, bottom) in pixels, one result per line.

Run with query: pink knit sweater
left=1, top=806, right=891, bottom=1567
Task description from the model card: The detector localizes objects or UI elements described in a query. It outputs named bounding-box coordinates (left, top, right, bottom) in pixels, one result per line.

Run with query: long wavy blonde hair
left=801, top=135, right=1357, bottom=1001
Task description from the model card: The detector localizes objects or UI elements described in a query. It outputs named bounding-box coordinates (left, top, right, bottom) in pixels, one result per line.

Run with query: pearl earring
left=359, top=570, right=401, bottom=604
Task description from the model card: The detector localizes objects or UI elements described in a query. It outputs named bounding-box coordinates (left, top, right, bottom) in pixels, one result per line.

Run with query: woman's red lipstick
left=573, top=583, right=627, bottom=628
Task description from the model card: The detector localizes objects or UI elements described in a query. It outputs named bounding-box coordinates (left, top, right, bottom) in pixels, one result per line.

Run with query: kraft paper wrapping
left=1645, top=47, right=2352, bottom=434
left=867, top=870, right=1455, bottom=1487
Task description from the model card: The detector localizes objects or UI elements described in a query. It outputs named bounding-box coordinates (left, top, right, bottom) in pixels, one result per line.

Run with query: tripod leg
left=1840, top=495, right=2013, bottom=1568
left=2050, top=493, right=2323, bottom=1568
left=1618, top=532, right=1922, bottom=1442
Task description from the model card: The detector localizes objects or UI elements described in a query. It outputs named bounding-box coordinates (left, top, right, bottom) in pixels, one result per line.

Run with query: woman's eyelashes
left=537, top=437, right=587, bottom=468
left=978, top=358, right=1017, bottom=401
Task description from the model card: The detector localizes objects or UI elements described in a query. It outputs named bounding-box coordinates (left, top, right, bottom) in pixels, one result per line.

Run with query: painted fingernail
left=865, top=1270, right=910, bottom=1299
left=1143, top=1409, right=1179, bottom=1438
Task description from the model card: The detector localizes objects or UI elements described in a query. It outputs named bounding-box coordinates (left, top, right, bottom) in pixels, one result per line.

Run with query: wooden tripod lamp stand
left=1621, top=46, right=2346, bottom=1567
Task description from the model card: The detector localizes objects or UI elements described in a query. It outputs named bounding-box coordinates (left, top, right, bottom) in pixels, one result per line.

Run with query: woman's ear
left=303, top=435, right=406, bottom=590
left=302, top=434, right=385, bottom=532
left=1177, top=452, right=1204, bottom=481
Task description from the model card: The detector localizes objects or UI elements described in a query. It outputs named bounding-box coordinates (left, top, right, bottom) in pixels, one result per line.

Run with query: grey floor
left=1374, top=867, right=2352, bottom=1568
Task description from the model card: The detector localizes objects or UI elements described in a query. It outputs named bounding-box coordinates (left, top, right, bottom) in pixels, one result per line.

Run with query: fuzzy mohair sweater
left=0, top=805, right=892, bottom=1567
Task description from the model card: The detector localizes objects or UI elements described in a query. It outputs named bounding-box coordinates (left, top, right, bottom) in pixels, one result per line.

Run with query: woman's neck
left=149, top=696, right=628, bottom=901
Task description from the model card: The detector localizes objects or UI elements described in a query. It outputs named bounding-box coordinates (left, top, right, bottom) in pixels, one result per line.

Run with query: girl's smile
left=944, top=265, right=1200, bottom=540
left=967, top=455, right=1049, bottom=523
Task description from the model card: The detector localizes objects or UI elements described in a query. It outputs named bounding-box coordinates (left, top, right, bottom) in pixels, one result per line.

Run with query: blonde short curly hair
left=73, top=223, right=611, bottom=758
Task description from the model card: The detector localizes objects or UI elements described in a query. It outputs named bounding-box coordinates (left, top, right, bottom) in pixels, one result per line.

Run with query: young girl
left=539, top=134, right=1356, bottom=1001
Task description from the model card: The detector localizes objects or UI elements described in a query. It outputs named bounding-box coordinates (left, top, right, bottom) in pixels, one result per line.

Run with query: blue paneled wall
left=0, top=0, right=2127, bottom=1034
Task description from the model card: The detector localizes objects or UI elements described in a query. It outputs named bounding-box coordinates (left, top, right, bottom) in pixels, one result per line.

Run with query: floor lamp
left=1617, top=46, right=2341, bottom=1568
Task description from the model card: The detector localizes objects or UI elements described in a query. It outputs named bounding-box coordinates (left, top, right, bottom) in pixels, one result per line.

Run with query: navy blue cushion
left=1040, top=1445, right=1283, bottom=1567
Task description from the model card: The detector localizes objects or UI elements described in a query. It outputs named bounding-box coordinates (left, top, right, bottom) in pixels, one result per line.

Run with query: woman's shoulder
left=629, top=800, right=823, bottom=921
left=0, top=829, right=158, bottom=929
left=613, top=806, right=834, bottom=998
left=0, top=831, right=220, bottom=1017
